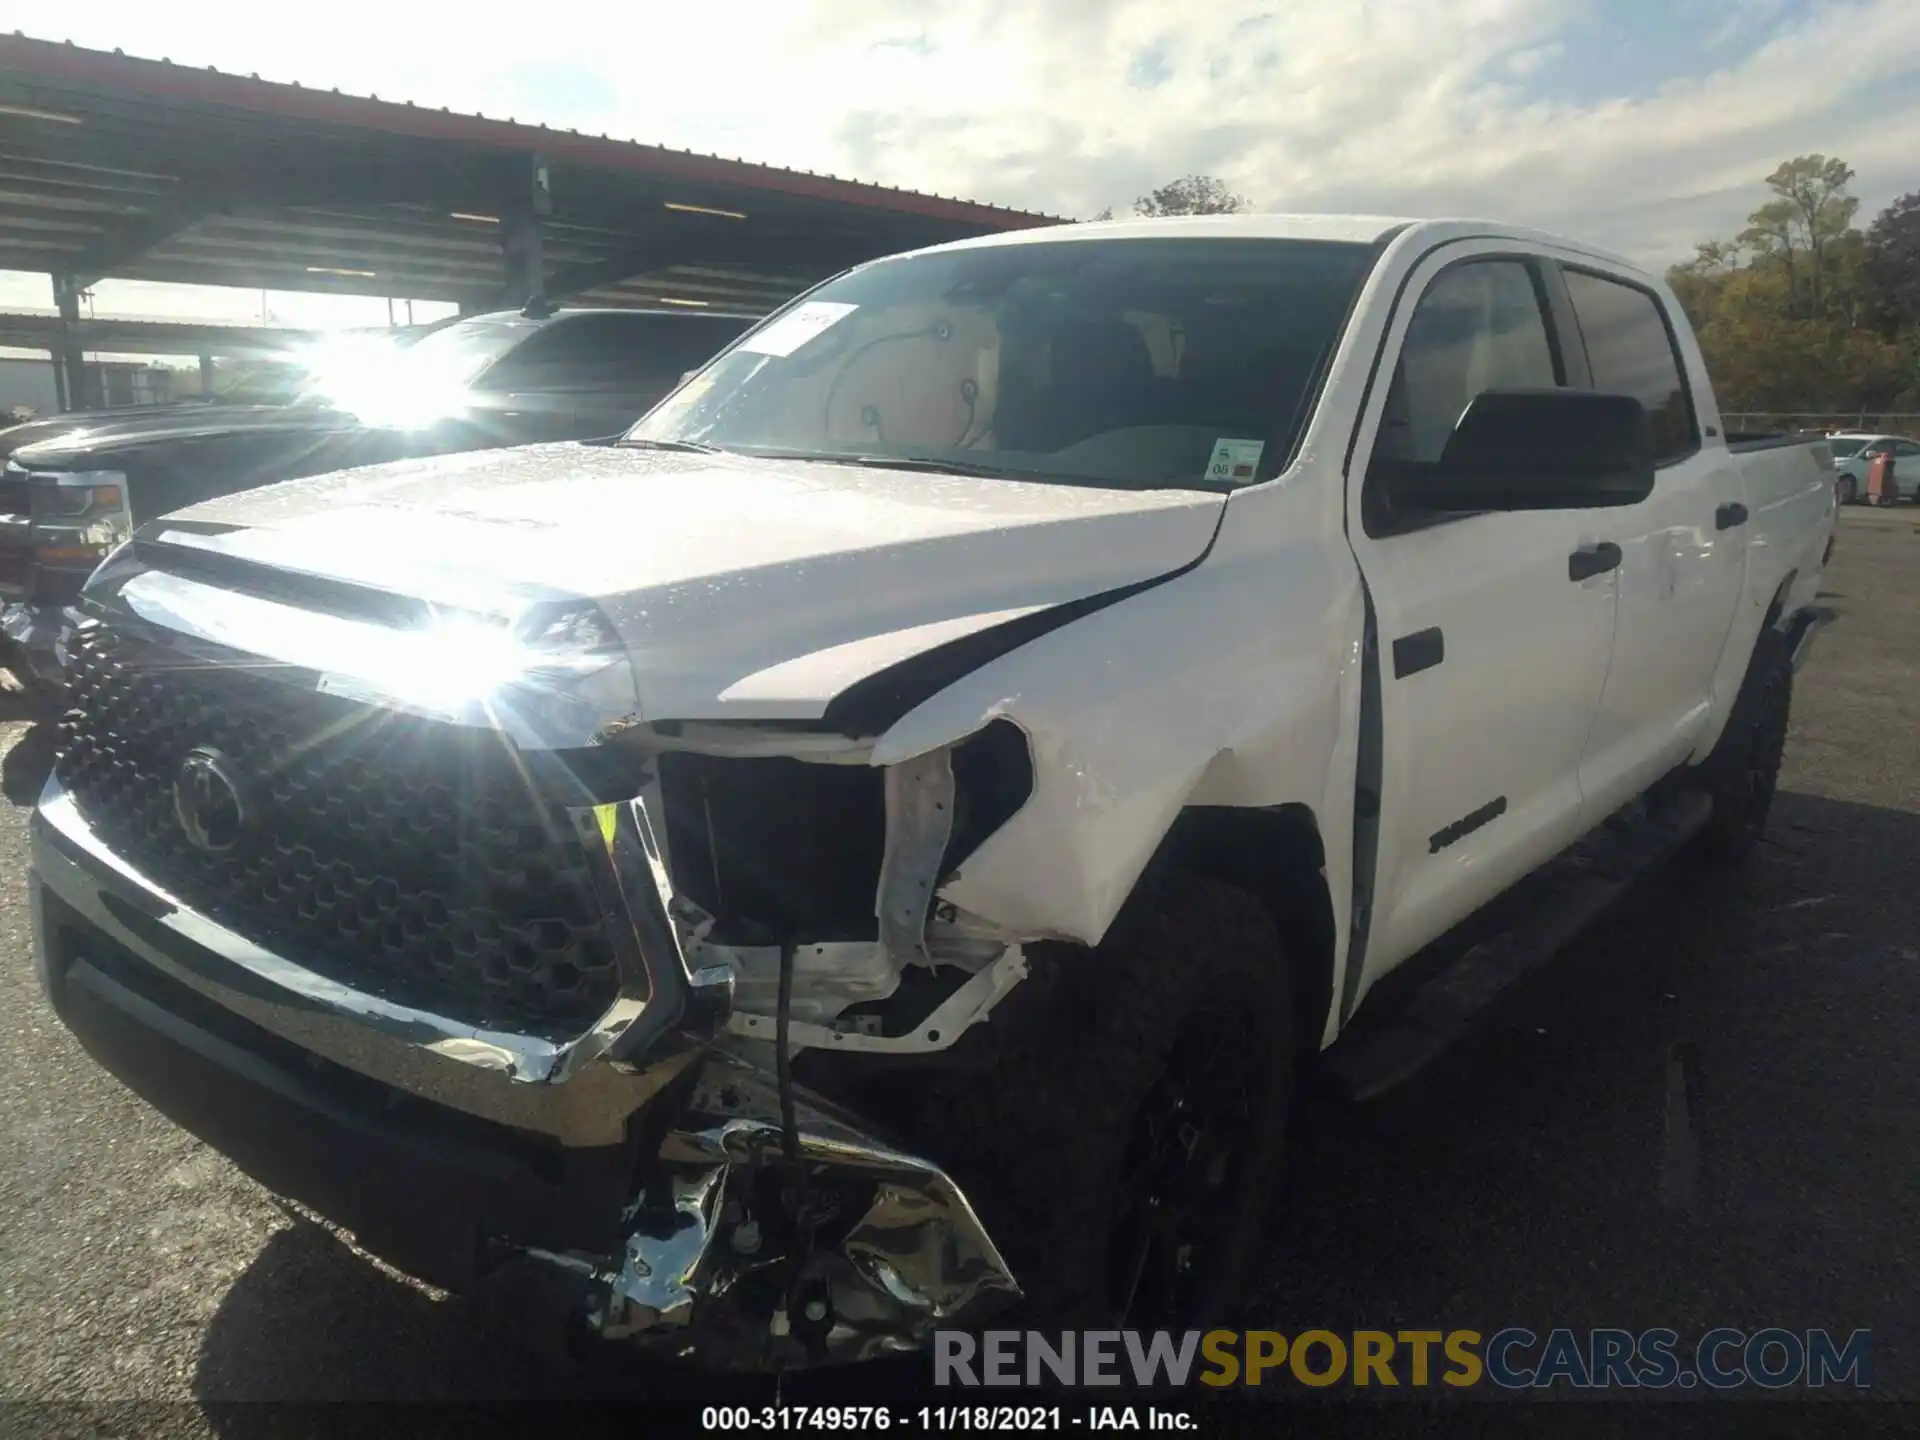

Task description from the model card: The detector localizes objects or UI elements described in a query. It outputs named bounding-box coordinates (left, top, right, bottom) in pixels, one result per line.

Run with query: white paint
left=143, top=215, right=1833, bottom=1051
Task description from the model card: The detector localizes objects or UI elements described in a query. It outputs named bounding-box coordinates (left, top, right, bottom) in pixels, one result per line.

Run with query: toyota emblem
left=173, top=747, right=250, bottom=853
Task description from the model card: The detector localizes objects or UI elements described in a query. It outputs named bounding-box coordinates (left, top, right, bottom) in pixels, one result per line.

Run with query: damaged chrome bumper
left=522, top=1047, right=1018, bottom=1368
left=30, top=775, right=1019, bottom=1365
left=1, top=600, right=79, bottom=683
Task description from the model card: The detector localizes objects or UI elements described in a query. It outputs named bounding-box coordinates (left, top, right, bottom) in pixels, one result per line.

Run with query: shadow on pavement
left=1269, top=788, right=1920, bottom=1396
left=192, top=1221, right=540, bottom=1405
left=190, top=1220, right=930, bottom=1418
left=2, top=720, right=56, bottom=807
left=180, top=791, right=1916, bottom=1415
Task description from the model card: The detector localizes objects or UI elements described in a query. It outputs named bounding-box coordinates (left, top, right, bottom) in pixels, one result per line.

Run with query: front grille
left=0, top=477, right=28, bottom=513
left=53, top=624, right=621, bottom=1037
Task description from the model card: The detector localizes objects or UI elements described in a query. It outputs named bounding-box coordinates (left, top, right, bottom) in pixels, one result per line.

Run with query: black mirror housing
left=1377, top=389, right=1657, bottom=520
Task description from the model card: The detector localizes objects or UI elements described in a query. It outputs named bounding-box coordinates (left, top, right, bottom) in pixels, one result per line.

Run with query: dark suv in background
left=0, top=306, right=754, bottom=685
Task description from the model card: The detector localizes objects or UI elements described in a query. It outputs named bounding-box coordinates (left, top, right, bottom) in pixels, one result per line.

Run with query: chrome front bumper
left=31, top=776, right=724, bottom=1146
left=31, top=775, right=1019, bottom=1364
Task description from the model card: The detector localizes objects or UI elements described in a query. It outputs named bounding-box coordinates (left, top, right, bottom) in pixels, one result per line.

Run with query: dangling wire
left=776, top=938, right=800, bottom=1165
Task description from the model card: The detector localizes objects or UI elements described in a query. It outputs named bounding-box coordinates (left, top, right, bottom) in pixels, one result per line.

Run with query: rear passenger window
left=1562, top=270, right=1697, bottom=464
left=477, top=314, right=749, bottom=394
left=1377, top=260, right=1559, bottom=465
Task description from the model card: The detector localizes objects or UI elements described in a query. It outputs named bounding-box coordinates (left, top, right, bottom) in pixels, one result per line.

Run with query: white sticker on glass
left=1205, top=437, right=1266, bottom=486
left=736, top=301, right=859, bottom=358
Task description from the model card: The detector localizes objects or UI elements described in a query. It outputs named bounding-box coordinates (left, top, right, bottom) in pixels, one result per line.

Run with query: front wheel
left=1836, top=475, right=1857, bottom=506
left=1691, top=627, right=1793, bottom=863
left=924, top=877, right=1295, bottom=1331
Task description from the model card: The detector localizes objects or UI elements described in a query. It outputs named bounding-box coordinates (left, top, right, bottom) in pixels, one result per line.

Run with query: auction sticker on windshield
left=738, top=301, right=859, bottom=358
left=1206, top=437, right=1265, bottom=485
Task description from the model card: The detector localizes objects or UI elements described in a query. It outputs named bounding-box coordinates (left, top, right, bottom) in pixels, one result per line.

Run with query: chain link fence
left=1723, top=413, right=1920, bottom=437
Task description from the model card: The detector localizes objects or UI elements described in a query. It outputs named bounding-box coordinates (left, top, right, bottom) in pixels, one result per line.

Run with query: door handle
left=1716, top=501, right=1750, bottom=530
left=1568, top=541, right=1623, bottom=582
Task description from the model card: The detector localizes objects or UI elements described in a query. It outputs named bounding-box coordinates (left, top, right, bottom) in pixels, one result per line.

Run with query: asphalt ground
left=0, top=505, right=1916, bottom=1433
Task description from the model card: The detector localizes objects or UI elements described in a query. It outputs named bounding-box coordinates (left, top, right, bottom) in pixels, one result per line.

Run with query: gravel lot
left=1, top=507, right=1916, bottom=1424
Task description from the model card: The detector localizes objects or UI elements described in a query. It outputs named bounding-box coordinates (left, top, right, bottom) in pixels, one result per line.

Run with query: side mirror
left=1377, top=389, right=1656, bottom=518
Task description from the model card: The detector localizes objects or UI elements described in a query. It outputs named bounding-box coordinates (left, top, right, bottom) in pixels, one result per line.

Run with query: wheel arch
left=1133, top=802, right=1336, bottom=1060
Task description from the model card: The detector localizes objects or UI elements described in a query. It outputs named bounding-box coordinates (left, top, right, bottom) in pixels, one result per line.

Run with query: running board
left=1319, top=788, right=1714, bottom=1104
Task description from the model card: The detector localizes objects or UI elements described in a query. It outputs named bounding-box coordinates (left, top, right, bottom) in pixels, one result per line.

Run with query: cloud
left=5, top=0, right=1919, bottom=266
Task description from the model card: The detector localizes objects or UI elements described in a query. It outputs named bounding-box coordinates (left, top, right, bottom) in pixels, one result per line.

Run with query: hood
left=8, top=404, right=353, bottom=468
left=141, top=442, right=1225, bottom=721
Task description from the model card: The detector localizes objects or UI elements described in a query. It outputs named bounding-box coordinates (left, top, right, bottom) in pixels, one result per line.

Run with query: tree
left=1133, top=174, right=1250, bottom=217
left=1663, top=153, right=1920, bottom=415
left=1863, top=190, right=1920, bottom=331
left=1739, top=155, right=1858, bottom=320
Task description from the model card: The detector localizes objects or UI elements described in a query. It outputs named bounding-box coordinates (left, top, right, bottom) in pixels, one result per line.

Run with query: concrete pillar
left=51, top=273, right=88, bottom=412
left=498, top=152, right=552, bottom=310
left=199, top=352, right=216, bottom=399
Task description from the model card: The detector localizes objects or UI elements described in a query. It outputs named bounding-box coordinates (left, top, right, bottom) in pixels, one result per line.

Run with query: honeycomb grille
left=53, top=625, right=622, bottom=1037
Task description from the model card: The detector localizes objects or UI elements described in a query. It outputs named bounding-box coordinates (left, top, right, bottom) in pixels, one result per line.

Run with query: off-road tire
left=920, top=875, right=1294, bottom=1331
left=1692, top=626, right=1793, bottom=864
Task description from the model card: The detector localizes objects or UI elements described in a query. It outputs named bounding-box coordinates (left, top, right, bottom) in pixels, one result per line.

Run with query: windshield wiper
left=619, top=436, right=728, bottom=455
left=744, top=449, right=1019, bottom=479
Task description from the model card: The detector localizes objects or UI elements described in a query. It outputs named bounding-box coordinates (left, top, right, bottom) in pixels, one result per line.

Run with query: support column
left=199, top=352, right=216, bottom=398
left=498, top=152, right=552, bottom=311
left=52, top=273, right=88, bottom=412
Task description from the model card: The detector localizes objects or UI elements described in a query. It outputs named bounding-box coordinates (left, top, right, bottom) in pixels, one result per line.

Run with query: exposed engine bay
left=642, top=718, right=1033, bottom=1051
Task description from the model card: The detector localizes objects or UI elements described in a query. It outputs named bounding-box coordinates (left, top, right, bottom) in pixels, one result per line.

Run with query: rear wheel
left=1692, top=628, right=1792, bottom=864
left=924, top=877, right=1295, bottom=1330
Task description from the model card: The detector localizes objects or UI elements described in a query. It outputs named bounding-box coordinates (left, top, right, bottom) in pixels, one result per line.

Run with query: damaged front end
left=521, top=1048, right=1018, bottom=1368
left=507, top=717, right=1039, bottom=1367
left=47, top=552, right=1045, bottom=1370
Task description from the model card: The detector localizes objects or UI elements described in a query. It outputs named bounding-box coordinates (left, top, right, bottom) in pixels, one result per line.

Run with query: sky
left=1, top=0, right=1917, bottom=332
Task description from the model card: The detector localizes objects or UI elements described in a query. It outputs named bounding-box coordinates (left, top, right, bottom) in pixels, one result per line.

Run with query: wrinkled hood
left=147, top=442, right=1225, bottom=720
left=8, top=404, right=352, bottom=468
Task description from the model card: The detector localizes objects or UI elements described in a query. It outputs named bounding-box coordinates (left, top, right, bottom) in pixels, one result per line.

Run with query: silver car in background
left=1828, top=432, right=1920, bottom=504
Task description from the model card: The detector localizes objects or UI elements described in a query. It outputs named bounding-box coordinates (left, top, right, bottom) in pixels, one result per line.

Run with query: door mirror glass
left=1375, top=388, right=1655, bottom=518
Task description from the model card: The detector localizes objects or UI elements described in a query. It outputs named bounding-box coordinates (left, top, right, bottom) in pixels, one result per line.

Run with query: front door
left=1347, top=244, right=1620, bottom=977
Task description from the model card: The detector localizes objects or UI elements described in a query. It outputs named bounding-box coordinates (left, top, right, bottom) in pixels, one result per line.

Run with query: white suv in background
left=1829, top=432, right=1920, bottom=504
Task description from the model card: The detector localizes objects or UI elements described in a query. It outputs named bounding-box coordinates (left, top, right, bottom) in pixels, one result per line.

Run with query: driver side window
left=1378, top=260, right=1560, bottom=466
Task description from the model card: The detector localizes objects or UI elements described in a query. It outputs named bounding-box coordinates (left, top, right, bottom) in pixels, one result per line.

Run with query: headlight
left=29, top=469, right=128, bottom=521
left=28, top=470, right=132, bottom=569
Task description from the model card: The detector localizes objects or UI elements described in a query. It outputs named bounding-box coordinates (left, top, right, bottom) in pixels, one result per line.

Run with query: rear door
left=1553, top=264, right=1748, bottom=815
left=1347, top=244, right=1620, bottom=971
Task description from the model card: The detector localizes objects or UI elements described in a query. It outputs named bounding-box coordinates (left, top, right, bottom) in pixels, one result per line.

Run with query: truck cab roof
left=907, top=212, right=1647, bottom=277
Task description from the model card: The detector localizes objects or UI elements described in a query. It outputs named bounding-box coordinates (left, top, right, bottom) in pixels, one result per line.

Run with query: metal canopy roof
left=0, top=310, right=323, bottom=358
left=0, top=33, right=1059, bottom=318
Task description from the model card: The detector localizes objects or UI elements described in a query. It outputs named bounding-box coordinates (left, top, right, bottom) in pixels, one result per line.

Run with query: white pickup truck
left=30, top=214, right=1835, bottom=1368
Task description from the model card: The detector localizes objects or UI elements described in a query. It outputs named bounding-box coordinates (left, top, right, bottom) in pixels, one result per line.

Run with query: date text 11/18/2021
left=701, top=1407, right=1195, bottom=1432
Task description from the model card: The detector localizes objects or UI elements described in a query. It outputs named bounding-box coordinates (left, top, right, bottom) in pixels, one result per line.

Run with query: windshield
left=628, top=237, right=1380, bottom=492
left=1827, top=436, right=1870, bottom=458
left=296, top=317, right=544, bottom=425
